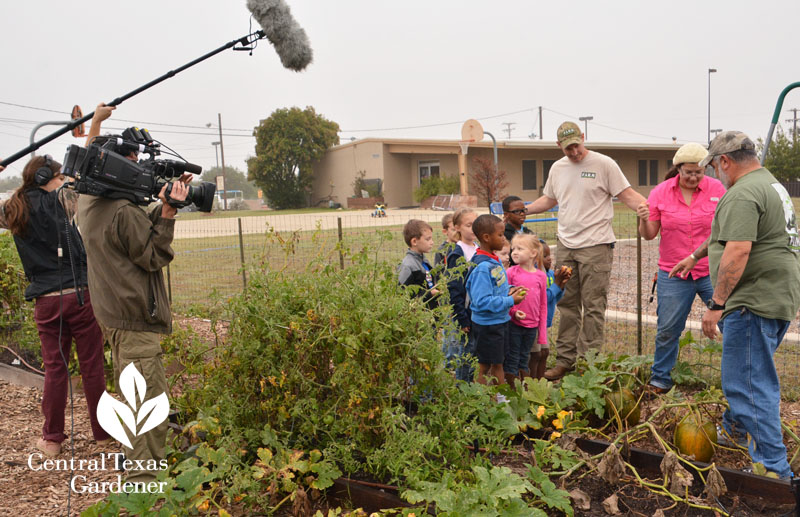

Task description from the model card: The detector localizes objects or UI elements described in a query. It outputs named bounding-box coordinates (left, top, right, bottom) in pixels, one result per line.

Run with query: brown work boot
left=543, top=365, right=573, bottom=381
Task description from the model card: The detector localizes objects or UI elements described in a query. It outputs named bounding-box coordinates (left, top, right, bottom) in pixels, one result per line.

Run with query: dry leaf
left=660, top=451, right=693, bottom=495
left=602, top=493, right=621, bottom=515
left=705, top=465, right=727, bottom=500
left=291, top=487, right=311, bottom=516
left=653, top=509, right=666, bottom=517
left=569, top=488, right=591, bottom=511
left=597, top=444, right=626, bottom=484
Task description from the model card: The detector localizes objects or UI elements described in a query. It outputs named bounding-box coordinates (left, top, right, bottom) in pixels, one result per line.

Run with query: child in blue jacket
left=466, top=214, right=526, bottom=386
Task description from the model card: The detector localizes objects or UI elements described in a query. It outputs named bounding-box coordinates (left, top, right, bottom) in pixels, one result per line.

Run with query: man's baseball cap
left=699, top=131, right=756, bottom=167
left=556, top=121, right=582, bottom=148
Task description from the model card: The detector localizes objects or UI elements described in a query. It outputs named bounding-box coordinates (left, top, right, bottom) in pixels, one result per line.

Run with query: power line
left=0, top=116, right=253, bottom=138
left=543, top=107, right=677, bottom=141
left=0, top=100, right=254, bottom=132
left=340, top=107, right=536, bottom=133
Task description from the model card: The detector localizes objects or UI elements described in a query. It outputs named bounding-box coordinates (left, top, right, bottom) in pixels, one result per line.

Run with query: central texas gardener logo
left=96, top=363, right=170, bottom=448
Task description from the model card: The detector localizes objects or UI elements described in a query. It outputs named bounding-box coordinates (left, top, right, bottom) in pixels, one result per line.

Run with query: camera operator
left=77, top=116, right=190, bottom=483
left=0, top=104, right=115, bottom=458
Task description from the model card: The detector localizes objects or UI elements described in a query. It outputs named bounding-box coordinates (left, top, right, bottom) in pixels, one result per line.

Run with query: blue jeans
left=450, top=330, right=475, bottom=382
left=505, top=324, right=538, bottom=376
left=720, top=308, right=791, bottom=478
left=649, top=270, right=714, bottom=389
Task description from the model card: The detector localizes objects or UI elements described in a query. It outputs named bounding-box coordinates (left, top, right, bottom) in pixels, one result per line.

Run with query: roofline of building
left=332, top=137, right=684, bottom=152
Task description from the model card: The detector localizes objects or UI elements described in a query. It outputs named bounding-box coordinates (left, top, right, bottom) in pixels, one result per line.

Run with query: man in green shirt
left=689, top=131, right=800, bottom=478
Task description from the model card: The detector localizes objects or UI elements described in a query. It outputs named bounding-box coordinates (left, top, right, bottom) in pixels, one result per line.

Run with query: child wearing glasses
left=502, top=196, right=534, bottom=266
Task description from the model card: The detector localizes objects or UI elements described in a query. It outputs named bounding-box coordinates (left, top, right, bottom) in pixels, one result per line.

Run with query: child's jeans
left=505, top=323, right=538, bottom=376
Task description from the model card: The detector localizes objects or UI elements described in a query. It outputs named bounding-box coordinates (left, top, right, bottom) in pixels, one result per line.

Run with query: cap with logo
left=672, top=142, right=708, bottom=166
left=699, top=131, right=756, bottom=167
left=556, top=121, right=582, bottom=148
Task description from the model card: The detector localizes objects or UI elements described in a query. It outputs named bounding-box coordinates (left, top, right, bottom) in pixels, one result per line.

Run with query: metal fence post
left=166, top=263, right=172, bottom=305
left=238, top=218, right=247, bottom=291
left=636, top=226, right=643, bottom=355
left=337, top=217, right=344, bottom=270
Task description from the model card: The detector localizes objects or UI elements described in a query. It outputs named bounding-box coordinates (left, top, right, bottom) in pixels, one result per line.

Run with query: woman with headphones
left=0, top=104, right=114, bottom=457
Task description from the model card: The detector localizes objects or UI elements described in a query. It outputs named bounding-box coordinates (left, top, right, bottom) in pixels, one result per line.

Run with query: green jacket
left=77, top=196, right=174, bottom=334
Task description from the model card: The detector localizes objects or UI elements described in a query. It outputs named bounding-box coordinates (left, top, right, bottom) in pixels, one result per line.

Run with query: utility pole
left=501, top=122, right=516, bottom=139
left=211, top=141, right=220, bottom=168
left=786, top=108, right=799, bottom=143
left=218, top=113, right=228, bottom=211
left=538, top=106, right=543, bottom=140
left=708, top=68, right=717, bottom=145
left=579, top=116, right=594, bottom=140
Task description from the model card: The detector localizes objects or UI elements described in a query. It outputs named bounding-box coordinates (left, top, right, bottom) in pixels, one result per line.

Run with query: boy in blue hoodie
left=466, top=214, right=527, bottom=386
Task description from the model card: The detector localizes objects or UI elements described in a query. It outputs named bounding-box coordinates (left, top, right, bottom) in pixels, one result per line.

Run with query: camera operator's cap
left=699, top=131, right=756, bottom=167
left=672, top=142, right=708, bottom=166
left=556, top=121, right=582, bottom=148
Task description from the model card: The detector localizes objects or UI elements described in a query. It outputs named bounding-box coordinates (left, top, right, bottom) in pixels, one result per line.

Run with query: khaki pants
left=102, top=326, right=168, bottom=483
left=553, top=241, right=613, bottom=369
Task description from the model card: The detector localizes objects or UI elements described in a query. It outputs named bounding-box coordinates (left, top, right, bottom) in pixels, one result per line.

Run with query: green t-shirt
left=709, top=168, right=800, bottom=321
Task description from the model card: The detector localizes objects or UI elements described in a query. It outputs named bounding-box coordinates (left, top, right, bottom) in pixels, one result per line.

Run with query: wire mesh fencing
left=168, top=207, right=800, bottom=393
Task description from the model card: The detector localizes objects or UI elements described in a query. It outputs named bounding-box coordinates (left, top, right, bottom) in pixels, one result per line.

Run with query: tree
left=758, top=126, right=800, bottom=182
left=470, top=156, right=508, bottom=206
left=0, top=176, right=22, bottom=192
left=248, top=106, right=339, bottom=209
left=200, top=166, right=258, bottom=199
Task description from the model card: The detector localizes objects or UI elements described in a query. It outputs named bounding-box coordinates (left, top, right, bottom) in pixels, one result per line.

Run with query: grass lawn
left=176, top=206, right=353, bottom=221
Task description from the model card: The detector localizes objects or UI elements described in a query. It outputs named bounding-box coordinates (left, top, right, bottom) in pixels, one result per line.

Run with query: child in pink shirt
left=505, top=233, right=548, bottom=383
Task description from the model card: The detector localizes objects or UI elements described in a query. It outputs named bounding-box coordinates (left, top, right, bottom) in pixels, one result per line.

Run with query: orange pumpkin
left=604, top=388, right=640, bottom=426
left=674, top=414, right=717, bottom=463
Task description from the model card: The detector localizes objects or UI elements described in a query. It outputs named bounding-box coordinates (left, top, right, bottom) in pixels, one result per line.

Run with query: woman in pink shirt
left=505, top=234, right=548, bottom=384
left=637, top=143, right=726, bottom=393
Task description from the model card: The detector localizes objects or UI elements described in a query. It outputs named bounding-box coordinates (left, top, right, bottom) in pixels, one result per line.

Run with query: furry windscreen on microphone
left=247, top=0, right=313, bottom=72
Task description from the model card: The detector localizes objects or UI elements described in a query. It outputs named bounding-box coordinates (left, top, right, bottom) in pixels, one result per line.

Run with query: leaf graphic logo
left=96, top=363, right=169, bottom=449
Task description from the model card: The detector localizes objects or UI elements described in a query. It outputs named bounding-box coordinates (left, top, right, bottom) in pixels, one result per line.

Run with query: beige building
left=312, top=138, right=682, bottom=208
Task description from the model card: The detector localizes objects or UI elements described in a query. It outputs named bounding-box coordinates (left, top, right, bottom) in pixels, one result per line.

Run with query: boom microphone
left=246, top=0, right=313, bottom=71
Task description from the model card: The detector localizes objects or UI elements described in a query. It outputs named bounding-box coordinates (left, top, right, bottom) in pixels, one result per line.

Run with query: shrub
left=413, top=175, right=460, bottom=203
left=178, top=241, right=509, bottom=484
left=0, top=233, right=38, bottom=359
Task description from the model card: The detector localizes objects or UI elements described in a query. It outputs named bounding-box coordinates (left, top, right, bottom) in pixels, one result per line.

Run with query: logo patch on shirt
left=710, top=197, right=719, bottom=202
left=581, top=171, right=596, bottom=179
left=490, top=265, right=506, bottom=286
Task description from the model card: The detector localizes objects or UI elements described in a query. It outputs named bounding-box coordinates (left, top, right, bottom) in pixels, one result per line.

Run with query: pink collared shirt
left=648, top=175, right=726, bottom=278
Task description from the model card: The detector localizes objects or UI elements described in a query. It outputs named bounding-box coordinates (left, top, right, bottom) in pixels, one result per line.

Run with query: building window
left=543, top=160, right=556, bottom=187
left=418, top=160, right=440, bottom=184
left=638, top=160, right=647, bottom=186
left=522, top=160, right=537, bottom=190
left=649, top=160, right=659, bottom=185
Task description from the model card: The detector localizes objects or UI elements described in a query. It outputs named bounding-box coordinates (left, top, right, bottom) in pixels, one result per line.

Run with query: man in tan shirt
left=526, top=121, right=647, bottom=380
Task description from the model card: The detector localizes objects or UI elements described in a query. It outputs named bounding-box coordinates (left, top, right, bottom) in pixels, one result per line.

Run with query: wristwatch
left=706, top=299, right=725, bottom=311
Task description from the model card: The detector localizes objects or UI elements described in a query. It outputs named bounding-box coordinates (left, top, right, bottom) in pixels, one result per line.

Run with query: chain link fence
left=168, top=208, right=800, bottom=392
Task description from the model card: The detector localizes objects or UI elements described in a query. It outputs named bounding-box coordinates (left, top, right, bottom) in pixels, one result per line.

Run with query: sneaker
left=716, top=424, right=747, bottom=449
left=36, top=438, right=61, bottom=458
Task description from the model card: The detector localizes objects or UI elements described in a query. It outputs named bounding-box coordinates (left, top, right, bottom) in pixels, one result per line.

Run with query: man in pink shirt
left=637, top=142, right=726, bottom=393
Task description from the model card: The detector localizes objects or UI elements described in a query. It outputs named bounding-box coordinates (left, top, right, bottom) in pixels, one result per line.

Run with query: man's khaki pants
left=553, top=241, right=614, bottom=369
left=103, top=326, right=168, bottom=483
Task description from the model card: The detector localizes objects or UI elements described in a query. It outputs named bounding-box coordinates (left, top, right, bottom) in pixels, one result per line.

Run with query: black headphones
left=34, top=155, right=55, bottom=186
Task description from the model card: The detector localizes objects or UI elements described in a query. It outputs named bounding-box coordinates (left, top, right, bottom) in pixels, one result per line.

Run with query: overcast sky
left=1, top=0, right=799, bottom=178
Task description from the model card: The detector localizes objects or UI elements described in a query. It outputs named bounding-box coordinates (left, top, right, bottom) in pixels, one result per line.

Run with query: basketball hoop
left=459, top=140, right=472, bottom=155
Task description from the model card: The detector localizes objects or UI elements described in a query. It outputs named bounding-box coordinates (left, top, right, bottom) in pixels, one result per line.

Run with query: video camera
left=61, top=127, right=216, bottom=212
